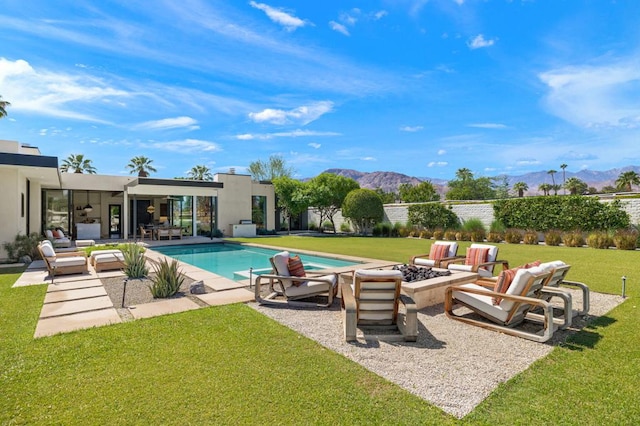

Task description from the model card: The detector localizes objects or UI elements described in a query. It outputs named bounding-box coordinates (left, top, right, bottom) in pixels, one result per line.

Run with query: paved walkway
left=14, top=254, right=255, bottom=338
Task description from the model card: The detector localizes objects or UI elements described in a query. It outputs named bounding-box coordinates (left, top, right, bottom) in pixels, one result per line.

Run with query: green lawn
left=2, top=237, right=639, bottom=424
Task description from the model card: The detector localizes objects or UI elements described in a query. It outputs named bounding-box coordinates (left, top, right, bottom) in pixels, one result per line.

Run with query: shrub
left=444, top=230, right=457, bottom=240
left=340, top=222, right=351, bottom=233
left=433, top=229, right=444, bottom=240
left=121, top=243, right=148, bottom=279
left=407, top=203, right=460, bottom=230
left=522, top=230, right=539, bottom=245
left=380, top=223, right=392, bottom=237
left=148, top=258, right=185, bottom=298
left=455, top=231, right=470, bottom=241
left=486, top=232, right=503, bottom=243
left=322, top=221, right=333, bottom=232
left=2, top=232, right=41, bottom=262
left=462, top=218, right=485, bottom=233
left=342, top=189, right=384, bottom=235
left=504, top=229, right=522, bottom=244
left=613, top=229, right=638, bottom=250
left=489, top=220, right=506, bottom=234
left=419, top=229, right=433, bottom=239
left=398, top=226, right=411, bottom=238
left=308, top=222, right=317, bottom=231
left=391, top=222, right=404, bottom=237
left=562, top=231, right=585, bottom=248
left=587, top=232, right=614, bottom=249
left=544, top=230, right=562, bottom=246
left=470, top=230, right=486, bottom=242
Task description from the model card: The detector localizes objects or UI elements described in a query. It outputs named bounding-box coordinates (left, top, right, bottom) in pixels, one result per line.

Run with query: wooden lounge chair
left=410, top=241, right=459, bottom=268
left=342, top=269, right=417, bottom=342
left=445, top=265, right=557, bottom=342
left=254, top=251, right=338, bottom=308
left=37, top=241, right=88, bottom=277
left=443, top=243, right=509, bottom=278
left=90, top=250, right=125, bottom=272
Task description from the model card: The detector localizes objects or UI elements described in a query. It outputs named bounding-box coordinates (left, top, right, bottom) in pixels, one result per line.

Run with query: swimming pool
left=153, top=243, right=360, bottom=281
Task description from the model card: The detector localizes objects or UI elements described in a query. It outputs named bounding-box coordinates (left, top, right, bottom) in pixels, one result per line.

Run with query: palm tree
left=512, top=182, right=528, bottom=197
left=187, top=165, right=213, bottom=181
left=547, top=169, right=558, bottom=194
left=456, top=168, right=473, bottom=182
left=127, top=156, right=157, bottom=177
left=560, top=163, right=568, bottom=195
left=564, top=177, right=588, bottom=195
left=615, top=170, right=640, bottom=192
left=0, top=95, right=10, bottom=119
left=60, top=154, right=97, bottom=174
left=538, top=183, right=552, bottom=196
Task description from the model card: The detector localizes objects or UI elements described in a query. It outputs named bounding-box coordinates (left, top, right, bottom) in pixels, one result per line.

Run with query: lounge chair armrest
left=448, top=284, right=552, bottom=308
left=341, top=280, right=358, bottom=341
left=540, top=288, right=572, bottom=329
left=398, top=293, right=417, bottom=313
left=559, top=279, right=590, bottom=315
left=409, top=253, right=430, bottom=263
left=472, top=259, right=509, bottom=272
left=475, top=277, right=498, bottom=288
left=441, top=256, right=466, bottom=267
left=56, top=251, right=88, bottom=258
left=397, top=293, right=418, bottom=342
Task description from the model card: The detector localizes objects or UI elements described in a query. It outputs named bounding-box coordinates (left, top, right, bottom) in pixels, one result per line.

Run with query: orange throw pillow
left=429, top=244, right=450, bottom=261
left=287, top=255, right=306, bottom=286
left=52, top=229, right=63, bottom=239
left=492, top=261, right=541, bottom=305
left=465, top=247, right=489, bottom=266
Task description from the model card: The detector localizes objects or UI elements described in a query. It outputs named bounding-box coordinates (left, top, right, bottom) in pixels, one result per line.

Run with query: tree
left=492, top=176, right=510, bottom=199
left=560, top=163, right=568, bottom=195
left=272, top=177, right=309, bottom=234
left=398, top=181, right=440, bottom=203
left=187, top=165, right=213, bottom=181
left=512, top=181, right=529, bottom=198
left=60, top=154, right=97, bottom=174
left=307, top=173, right=360, bottom=233
left=538, top=183, right=552, bottom=196
left=248, top=155, right=294, bottom=181
left=0, top=95, right=10, bottom=119
left=373, top=188, right=397, bottom=204
left=446, top=169, right=496, bottom=200
left=127, top=156, right=157, bottom=177
left=547, top=169, right=558, bottom=195
left=615, top=170, right=640, bottom=192
left=341, top=189, right=384, bottom=235
left=564, top=177, right=588, bottom=195
left=601, top=185, right=618, bottom=193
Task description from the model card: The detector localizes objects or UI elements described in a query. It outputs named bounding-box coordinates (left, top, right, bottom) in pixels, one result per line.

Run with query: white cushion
left=500, top=267, right=545, bottom=311
left=90, top=249, right=122, bottom=261
left=452, top=283, right=510, bottom=323
left=40, top=243, right=55, bottom=258
left=539, top=260, right=566, bottom=270
left=413, top=258, right=436, bottom=267
left=354, top=269, right=402, bottom=280
left=51, top=256, right=87, bottom=267
left=284, top=274, right=334, bottom=297
left=272, top=251, right=291, bottom=276
left=45, top=230, right=54, bottom=239
left=434, top=241, right=458, bottom=257
left=94, top=252, right=124, bottom=263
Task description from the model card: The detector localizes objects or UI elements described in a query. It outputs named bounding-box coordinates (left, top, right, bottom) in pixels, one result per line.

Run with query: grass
left=2, top=237, right=639, bottom=424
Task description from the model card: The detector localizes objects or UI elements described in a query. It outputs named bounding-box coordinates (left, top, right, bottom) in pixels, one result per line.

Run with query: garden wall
left=306, top=198, right=640, bottom=231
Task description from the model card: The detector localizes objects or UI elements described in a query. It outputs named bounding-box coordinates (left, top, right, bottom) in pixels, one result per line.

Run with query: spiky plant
left=121, top=243, right=148, bottom=279
left=148, top=258, right=184, bottom=298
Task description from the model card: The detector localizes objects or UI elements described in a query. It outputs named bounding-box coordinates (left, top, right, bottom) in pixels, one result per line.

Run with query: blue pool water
left=153, top=243, right=360, bottom=281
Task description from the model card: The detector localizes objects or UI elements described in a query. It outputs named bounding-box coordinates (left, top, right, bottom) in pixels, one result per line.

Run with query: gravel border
left=251, top=289, right=623, bottom=418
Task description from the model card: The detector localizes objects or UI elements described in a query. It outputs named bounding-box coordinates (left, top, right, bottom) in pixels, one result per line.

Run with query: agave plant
left=148, top=258, right=184, bottom=298
left=121, top=243, right=148, bottom=279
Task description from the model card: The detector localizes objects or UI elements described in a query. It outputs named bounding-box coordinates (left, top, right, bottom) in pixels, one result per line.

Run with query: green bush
left=562, top=231, right=585, bottom=247
left=504, top=229, right=522, bottom=244
left=455, top=231, right=470, bottom=241
left=522, top=231, right=539, bottom=245
left=121, top=243, right=148, bottom=279
left=613, top=229, right=638, bottom=250
left=419, top=229, right=433, bottom=239
left=2, top=232, right=41, bottom=261
left=148, top=258, right=184, bottom=298
left=398, top=226, right=411, bottom=238
left=341, top=189, right=384, bottom=235
left=489, top=220, right=506, bottom=233
left=493, top=196, right=630, bottom=231
left=308, top=222, right=317, bottom=231
left=586, top=232, right=613, bottom=249
left=544, top=230, right=562, bottom=246
left=407, top=203, right=460, bottom=230
left=340, top=222, right=351, bottom=233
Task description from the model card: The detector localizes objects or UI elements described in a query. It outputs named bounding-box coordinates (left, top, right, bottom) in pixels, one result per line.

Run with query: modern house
left=0, top=140, right=275, bottom=259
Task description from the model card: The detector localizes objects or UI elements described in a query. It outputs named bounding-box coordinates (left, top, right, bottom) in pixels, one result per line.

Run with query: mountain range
left=319, top=166, right=640, bottom=196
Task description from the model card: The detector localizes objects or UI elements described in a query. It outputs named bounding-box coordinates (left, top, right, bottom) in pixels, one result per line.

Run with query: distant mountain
left=315, top=166, right=640, bottom=196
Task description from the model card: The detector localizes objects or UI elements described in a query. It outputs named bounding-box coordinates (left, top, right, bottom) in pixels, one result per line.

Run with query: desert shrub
left=562, top=231, right=585, bottom=247
left=613, top=229, right=638, bottom=250
left=373, top=223, right=392, bottom=237
left=407, top=203, right=460, bottom=230
left=455, top=231, right=470, bottom=241
left=504, top=229, right=522, bottom=244
left=322, top=221, right=333, bottom=231
left=122, top=243, right=148, bottom=279
left=444, top=230, right=457, bottom=240
left=522, top=230, right=539, bottom=245
left=544, top=230, right=562, bottom=246
left=398, top=225, right=411, bottom=238
left=587, top=232, right=613, bottom=249
left=391, top=222, right=403, bottom=237
left=419, top=229, right=433, bottom=239
left=308, top=222, right=317, bottom=231
left=433, top=229, right=444, bottom=240
left=148, top=258, right=184, bottom=298
left=486, top=232, right=503, bottom=243
left=340, top=222, right=351, bottom=233
left=489, top=220, right=506, bottom=234
left=2, top=232, right=41, bottom=262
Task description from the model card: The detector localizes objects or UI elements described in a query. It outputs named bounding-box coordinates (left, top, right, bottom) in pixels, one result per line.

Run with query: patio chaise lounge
left=254, top=251, right=338, bottom=308
left=89, top=249, right=125, bottom=272
left=37, top=240, right=88, bottom=277
left=442, top=243, right=509, bottom=278
left=410, top=241, right=459, bottom=268
left=342, top=269, right=418, bottom=342
left=445, top=265, right=559, bottom=342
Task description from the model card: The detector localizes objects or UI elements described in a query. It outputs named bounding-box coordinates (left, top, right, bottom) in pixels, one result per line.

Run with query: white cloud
left=135, top=116, right=200, bottom=131
left=235, top=129, right=340, bottom=140
left=249, top=1, right=308, bottom=31
left=373, top=10, right=388, bottom=20
left=329, top=21, right=350, bottom=36
left=248, top=101, right=334, bottom=125
left=361, top=156, right=376, bottom=161
left=399, top=125, right=423, bottom=132
left=148, top=139, right=222, bottom=153
left=0, top=58, right=128, bottom=122
left=308, top=142, right=321, bottom=149
left=467, top=123, right=507, bottom=129
left=438, top=149, right=446, bottom=155
left=516, top=159, right=541, bottom=166
left=428, top=161, right=448, bottom=167
left=467, top=34, right=495, bottom=49
left=539, top=59, right=640, bottom=128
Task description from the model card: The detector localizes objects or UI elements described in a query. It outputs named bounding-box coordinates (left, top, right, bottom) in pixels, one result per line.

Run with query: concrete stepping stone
left=47, top=279, right=103, bottom=292
left=40, top=296, right=114, bottom=318
left=34, top=308, right=122, bottom=338
left=195, top=288, right=254, bottom=306
left=44, top=286, right=107, bottom=304
left=129, top=298, right=200, bottom=319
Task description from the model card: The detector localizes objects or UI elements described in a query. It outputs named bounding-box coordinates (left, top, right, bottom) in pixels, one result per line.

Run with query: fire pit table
left=399, top=267, right=478, bottom=309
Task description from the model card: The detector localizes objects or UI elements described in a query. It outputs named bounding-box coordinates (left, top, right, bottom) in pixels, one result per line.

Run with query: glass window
left=252, top=196, right=267, bottom=229
left=195, top=196, right=216, bottom=237
left=43, top=190, right=70, bottom=234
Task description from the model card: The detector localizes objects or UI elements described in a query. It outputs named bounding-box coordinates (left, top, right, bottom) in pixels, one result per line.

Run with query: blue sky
left=1, top=0, right=640, bottom=182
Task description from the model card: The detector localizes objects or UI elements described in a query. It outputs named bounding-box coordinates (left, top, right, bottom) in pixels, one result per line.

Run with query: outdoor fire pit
left=392, top=264, right=452, bottom=283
